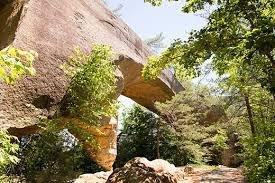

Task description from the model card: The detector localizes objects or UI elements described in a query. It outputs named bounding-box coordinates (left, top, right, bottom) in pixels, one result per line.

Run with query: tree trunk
left=156, top=118, right=160, bottom=159
left=244, top=95, right=256, bottom=136
left=266, top=52, right=275, bottom=98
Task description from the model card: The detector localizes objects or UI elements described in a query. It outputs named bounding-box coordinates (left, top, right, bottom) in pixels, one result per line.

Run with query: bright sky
left=104, top=1, right=209, bottom=127
left=105, top=0, right=207, bottom=45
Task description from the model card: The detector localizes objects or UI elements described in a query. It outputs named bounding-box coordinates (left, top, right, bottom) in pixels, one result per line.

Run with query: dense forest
left=0, top=0, right=274, bottom=183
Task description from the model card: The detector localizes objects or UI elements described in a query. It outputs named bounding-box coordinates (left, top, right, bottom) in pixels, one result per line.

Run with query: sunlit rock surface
left=0, top=0, right=182, bottom=170
left=74, top=171, right=112, bottom=183
left=74, top=158, right=183, bottom=183
left=106, top=157, right=179, bottom=183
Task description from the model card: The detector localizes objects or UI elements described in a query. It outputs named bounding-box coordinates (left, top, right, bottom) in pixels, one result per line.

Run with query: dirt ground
left=73, top=165, right=245, bottom=183
left=180, top=166, right=245, bottom=183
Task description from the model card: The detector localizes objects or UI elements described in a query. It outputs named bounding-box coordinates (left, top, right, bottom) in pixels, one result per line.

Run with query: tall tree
left=115, top=105, right=194, bottom=168
left=142, top=1, right=275, bottom=181
left=142, top=0, right=275, bottom=96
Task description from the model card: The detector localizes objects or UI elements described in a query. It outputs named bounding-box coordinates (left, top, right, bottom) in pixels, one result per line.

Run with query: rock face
left=221, top=133, right=243, bottom=167
left=106, top=157, right=179, bottom=183
left=202, top=133, right=243, bottom=167
left=0, top=0, right=182, bottom=170
left=69, top=117, right=120, bottom=171
left=201, top=105, right=226, bottom=126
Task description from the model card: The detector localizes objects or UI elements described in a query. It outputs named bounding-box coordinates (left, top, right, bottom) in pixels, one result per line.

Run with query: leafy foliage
left=0, top=46, right=36, bottom=181
left=62, top=45, right=118, bottom=126
left=214, top=67, right=275, bottom=178
left=243, top=120, right=275, bottom=183
left=240, top=85, right=275, bottom=182
left=212, top=129, right=228, bottom=151
left=115, top=83, right=240, bottom=167
left=155, top=82, right=233, bottom=164
left=142, top=1, right=275, bottom=180
left=143, top=0, right=275, bottom=95
left=144, top=0, right=176, bottom=6
left=115, top=105, right=193, bottom=168
left=0, top=46, right=36, bottom=84
left=10, top=129, right=102, bottom=183
left=0, top=130, right=19, bottom=181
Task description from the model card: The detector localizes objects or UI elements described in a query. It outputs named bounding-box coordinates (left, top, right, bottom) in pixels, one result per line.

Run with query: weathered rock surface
left=198, top=105, right=227, bottom=126
left=74, top=171, right=112, bottom=183
left=221, top=133, right=243, bottom=167
left=75, top=158, right=185, bottom=183
left=106, top=157, right=179, bottom=183
left=69, top=117, right=119, bottom=171
left=0, top=0, right=182, bottom=170
left=74, top=165, right=245, bottom=183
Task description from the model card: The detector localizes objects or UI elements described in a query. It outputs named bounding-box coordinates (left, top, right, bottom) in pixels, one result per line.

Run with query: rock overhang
left=0, top=0, right=183, bottom=129
left=0, top=0, right=183, bottom=170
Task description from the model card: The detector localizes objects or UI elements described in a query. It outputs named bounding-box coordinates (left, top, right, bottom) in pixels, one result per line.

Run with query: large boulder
left=106, top=157, right=180, bottom=183
left=200, top=105, right=227, bottom=126
left=202, top=133, right=243, bottom=167
left=0, top=0, right=182, bottom=170
left=73, top=158, right=184, bottom=183
left=221, top=133, right=243, bottom=167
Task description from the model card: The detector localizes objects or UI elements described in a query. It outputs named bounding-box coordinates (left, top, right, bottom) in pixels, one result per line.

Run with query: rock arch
left=0, top=0, right=183, bottom=169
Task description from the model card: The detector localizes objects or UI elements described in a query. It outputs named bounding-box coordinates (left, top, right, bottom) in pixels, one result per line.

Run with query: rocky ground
left=75, top=165, right=245, bottom=183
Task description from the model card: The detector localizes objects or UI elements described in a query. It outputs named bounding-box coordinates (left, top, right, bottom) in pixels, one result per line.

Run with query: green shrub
left=114, top=105, right=195, bottom=168
left=213, top=129, right=228, bottom=151
left=155, top=83, right=233, bottom=165
left=0, top=130, right=19, bottom=182
left=244, top=120, right=275, bottom=183
left=61, top=44, right=118, bottom=126
left=115, top=83, right=243, bottom=168
left=0, top=46, right=36, bottom=181
left=11, top=129, right=102, bottom=183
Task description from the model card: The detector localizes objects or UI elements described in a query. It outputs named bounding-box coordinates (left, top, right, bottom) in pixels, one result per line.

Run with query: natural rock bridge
left=0, top=0, right=183, bottom=170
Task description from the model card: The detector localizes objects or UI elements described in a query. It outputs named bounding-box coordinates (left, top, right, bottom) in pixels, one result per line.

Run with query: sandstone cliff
left=0, top=0, right=182, bottom=169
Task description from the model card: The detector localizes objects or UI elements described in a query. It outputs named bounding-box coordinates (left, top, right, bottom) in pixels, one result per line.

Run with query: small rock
left=184, top=165, right=194, bottom=175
